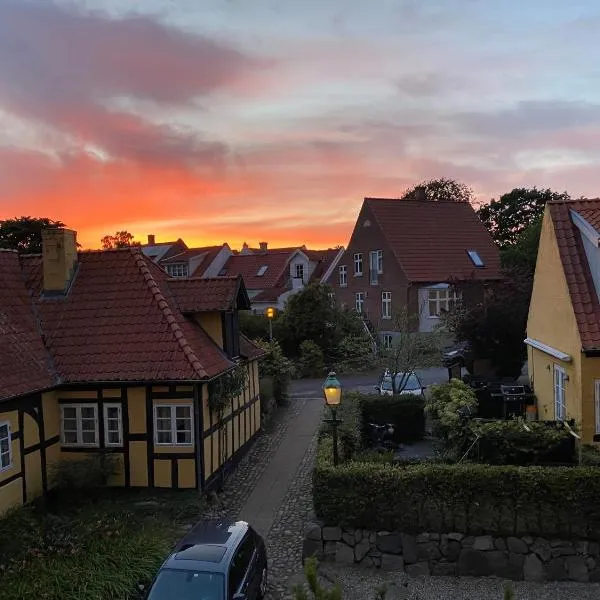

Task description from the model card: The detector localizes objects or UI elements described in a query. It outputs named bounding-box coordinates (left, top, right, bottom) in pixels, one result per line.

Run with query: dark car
left=144, top=519, right=268, bottom=600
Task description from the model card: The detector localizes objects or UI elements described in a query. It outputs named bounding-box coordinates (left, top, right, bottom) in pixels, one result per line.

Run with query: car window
left=394, top=372, right=420, bottom=391
left=147, top=570, right=224, bottom=600
left=381, top=378, right=393, bottom=391
left=228, top=534, right=256, bottom=597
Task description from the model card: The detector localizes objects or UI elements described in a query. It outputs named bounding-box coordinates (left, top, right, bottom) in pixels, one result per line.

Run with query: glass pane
left=62, top=407, right=77, bottom=419
left=156, top=418, right=171, bottom=432
left=156, top=406, right=171, bottom=419
left=175, top=406, right=190, bottom=419
left=428, top=290, right=437, bottom=300
left=81, top=430, right=96, bottom=444
left=108, top=431, right=120, bottom=445
left=429, top=300, right=438, bottom=316
left=81, top=418, right=96, bottom=431
left=106, top=407, right=119, bottom=420
left=176, top=430, right=192, bottom=444
left=157, top=431, right=171, bottom=444
left=63, top=431, right=78, bottom=445
left=62, top=418, right=77, bottom=432
left=81, top=406, right=95, bottom=419
left=0, top=438, right=8, bottom=454
left=176, top=418, right=190, bottom=431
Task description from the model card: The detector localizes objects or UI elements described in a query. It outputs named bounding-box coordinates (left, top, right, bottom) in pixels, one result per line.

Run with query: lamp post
left=265, top=307, right=276, bottom=341
left=323, top=371, right=342, bottom=466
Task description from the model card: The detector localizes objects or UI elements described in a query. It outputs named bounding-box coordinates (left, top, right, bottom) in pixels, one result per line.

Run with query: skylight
left=467, top=250, right=484, bottom=267
left=257, top=265, right=268, bottom=276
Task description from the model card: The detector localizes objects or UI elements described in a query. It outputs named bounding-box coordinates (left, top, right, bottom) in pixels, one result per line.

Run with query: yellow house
left=526, top=198, right=600, bottom=443
left=0, top=228, right=264, bottom=515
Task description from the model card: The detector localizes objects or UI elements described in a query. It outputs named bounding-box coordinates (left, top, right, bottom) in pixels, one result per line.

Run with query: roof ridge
left=131, top=249, right=208, bottom=379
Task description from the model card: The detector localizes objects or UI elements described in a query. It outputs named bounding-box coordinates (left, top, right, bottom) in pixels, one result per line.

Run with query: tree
left=101, top=230, right=141, bottom=249
left=477, top=187, right=570, bottom=249
left=381, top=307, right=444, bottom=394
left=0, top=216, right=66, bottom=253
left=254, top=338, right=295, bottom=404
left=401, top=177, right=474, bottom=203
left=500, top=216, right=543, bottom=274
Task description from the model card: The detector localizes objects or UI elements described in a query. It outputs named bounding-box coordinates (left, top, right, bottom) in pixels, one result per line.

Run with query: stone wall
left=303, top=523, right=600, bottom=582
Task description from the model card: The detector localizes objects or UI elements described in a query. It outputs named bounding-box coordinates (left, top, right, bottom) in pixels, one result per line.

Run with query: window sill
left=354, top=273, right=363, bottom=277
left=382, top=316, right=392, bottom=320
left=61, top=443, right=100, bottom=449
left=154, top=442, right=194, bottom=447
left=339, top=284, right=347, bottom=288
left=0, top=463, right=13, bottom=473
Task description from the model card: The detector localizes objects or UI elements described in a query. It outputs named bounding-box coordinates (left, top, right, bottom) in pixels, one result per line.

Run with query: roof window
left=257, top=265, right=268, bottom=276
left=467, top=250, right=484, bottom=267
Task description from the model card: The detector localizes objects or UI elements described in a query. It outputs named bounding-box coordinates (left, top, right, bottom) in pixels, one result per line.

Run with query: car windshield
left=381, top=377, right=393, bottom=391
left=393, top=372, right=420, bottom=391
left=147, top=570, right=224, bottom=600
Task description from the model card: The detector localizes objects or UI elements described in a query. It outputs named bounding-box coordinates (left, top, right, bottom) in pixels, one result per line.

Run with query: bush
left=581, top=444, right=600, bottom=467
left=51, top=454, right=121, bottom=492
left=334, top=392, right=363, bottom=462
left=313, top=436, right=600, bottom=538
left=255, top=339, right=294, bottom=404
left=360, top=393, right=425, bottom=443
left=239, top=311, right=271, bottom=340
left=333, top=334, right=376, bottom=374
left=298, top=340, right=325, bottom=378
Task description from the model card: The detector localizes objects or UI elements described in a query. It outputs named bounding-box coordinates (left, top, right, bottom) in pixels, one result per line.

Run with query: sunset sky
left=2, top=1, right=600, bottom=250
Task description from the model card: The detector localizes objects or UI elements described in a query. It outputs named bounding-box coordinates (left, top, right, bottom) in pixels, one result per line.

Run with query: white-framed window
left=339, top=265, right=347, bottom=287
left=328, top=292, right=335, bottom=308
left=60, top=404, right=99, bottom=447
left=257, top=265, right=268, bottom=276
left=295, top=263, right=304, bottom=280
left=370, top=250, right=383, bottom=284
left=355, top=292, right=365, bottom=314
left=382, top=334, right=393, bottom=350
left=166, top=263, right=188, bottom=278
left=595, top=380, right=600, bottom=434
left=354, top=253, right=363, bottom=276
left=427, top=288, right=462, bottom=317
left=154, top=404, right=194, bottom=446
left=103, top=403, right=123, bottom=447
left=554, top=365, right=567, bottom=421
left=0, top=421, right=11, bottom=471
left=382, top=291, right=392, bottom=319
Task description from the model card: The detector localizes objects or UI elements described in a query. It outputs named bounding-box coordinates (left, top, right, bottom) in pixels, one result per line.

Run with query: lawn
left=0, top=489, right=208, bottom=600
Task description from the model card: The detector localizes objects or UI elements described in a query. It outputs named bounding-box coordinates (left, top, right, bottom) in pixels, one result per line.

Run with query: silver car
left=376, top=370, right=425, bottom=396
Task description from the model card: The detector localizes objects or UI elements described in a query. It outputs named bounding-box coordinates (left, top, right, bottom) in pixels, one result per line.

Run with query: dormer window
left=257, top=265, right=268, bottom=276
left=294, top=264, right=304, bottom=280
left=166, top=263, right=188, bottom=277
left=467, top=250, right=484, bottom=267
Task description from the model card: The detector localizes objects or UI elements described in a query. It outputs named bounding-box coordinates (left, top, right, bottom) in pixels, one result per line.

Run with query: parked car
left=144, top=518, right=268, bottom=600
left=375, top=369, right=425, bottom=396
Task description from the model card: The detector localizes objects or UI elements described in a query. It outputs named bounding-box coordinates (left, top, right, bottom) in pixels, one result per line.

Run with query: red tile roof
left=167, top=276, right=249, bottom=313
left=240, top=334, right=265, bottom=360
left=0, top=251, right=55, bottom=400
left=222, top=252, right=293, bottom=289
left=160, top=246, right=226, bottom=277
left=252, top=287, right=290, bottom=302
left=16, top=248, right=235, bottom=387
left=305, top=248, right=342, bottom=281
left=365, top=198, right=502, bottom=282
left=548, top=199, right=600, bottom=350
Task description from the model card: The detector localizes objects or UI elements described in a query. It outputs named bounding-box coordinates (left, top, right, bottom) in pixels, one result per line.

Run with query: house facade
left=526, top=199, right=600, bottom=443
left=329, top=198, right=502, bottom=349
left=0, top=229, right=263, bottom=515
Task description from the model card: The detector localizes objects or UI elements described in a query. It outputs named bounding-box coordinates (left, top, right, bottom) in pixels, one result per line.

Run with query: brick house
left=327, top=198, right=502, bottom=348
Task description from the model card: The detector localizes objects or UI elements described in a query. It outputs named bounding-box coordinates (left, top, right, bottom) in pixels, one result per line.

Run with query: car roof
left=162, top=518, right=250, bottom=574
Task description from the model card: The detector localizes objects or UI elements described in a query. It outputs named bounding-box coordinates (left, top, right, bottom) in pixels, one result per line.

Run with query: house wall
left=0, top=361, right=262, bottom=514
left=203, top=246, right=233, bottom=278
left=527, top=207, right=584, bottom=432
left=289, top=254, right=309, bottom=285
left=196, top=312, right=224, bottom=348
left=330, top=202, right=409, bottom=335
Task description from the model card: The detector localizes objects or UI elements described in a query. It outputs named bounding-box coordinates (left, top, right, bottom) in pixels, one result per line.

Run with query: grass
left=0, top=488, right=208, bottom=600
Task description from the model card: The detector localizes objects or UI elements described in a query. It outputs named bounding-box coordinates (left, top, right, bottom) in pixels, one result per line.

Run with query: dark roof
left=168, top=276, right=250, bottom=313
left=305, top=248, right=342, bottom=281
left=0, top=251, right=55, bottom=400
left=239, top=333, right=265, bottom=360
left=252, top=286, right=290, bottom=302
left=221, top=252, right=293, bottom=289
left=548, top=199, right=600, bottom=350
left=362, top=198, right=502, bottom=282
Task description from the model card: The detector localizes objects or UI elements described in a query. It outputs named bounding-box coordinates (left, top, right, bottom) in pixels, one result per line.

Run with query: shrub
left=298, top=340, right=325, bottom=378
left=313, top=436, right=600, bottom=538
left=360, top=393, right=425, bottom=443
left=333, top=334, right=376, bottom=374
left=293, top=556, right=342, bottom=600
left=469, top=419, right=575, bottom=465
left=259, top=377, right=274, bottom=403
left=51, top=454, right=121, bottom=492
left=255, top=338, right=294, bottom=404
left=322, top=392, right=363, bottom=462
left=581, top=444, right=600, bottom=467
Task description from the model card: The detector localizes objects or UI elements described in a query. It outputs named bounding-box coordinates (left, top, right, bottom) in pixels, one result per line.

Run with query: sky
left=2, top=1, right=600, bottom=250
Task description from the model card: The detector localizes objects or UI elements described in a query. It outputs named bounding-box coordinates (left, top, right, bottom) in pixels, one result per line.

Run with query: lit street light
left=323, top=371, right=342, bottom=466
left=265, top=306, right=276, bottom=341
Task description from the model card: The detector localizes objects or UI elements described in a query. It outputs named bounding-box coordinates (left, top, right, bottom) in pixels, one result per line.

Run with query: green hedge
left=314, top=436, right=600, bottom=538
left=359, top=393, right=425, bottom=443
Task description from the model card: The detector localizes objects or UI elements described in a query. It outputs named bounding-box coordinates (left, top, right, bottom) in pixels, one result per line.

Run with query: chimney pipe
left=148, top=234, right=156, bottom=245
left=42, top=228, right=78, bottom=294
left=259, top=242, right=268, bottom=253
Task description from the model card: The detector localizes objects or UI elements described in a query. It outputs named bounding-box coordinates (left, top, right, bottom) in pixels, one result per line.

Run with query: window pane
left=81, top=406, right=95, bottom=419
left=176, top=430, right=192, bottom=444
left=63, top=431, right=78, bottom=445
left=81, top=418, right=96, bottom=431
left=428, top=290, right=437, bottom=300
left=106, top=407, right=119, bottom=420
left=62, top=407, right=77, bottom=419
left=429, top=300, right=438, bottom=316
left=0, top=438, right=8, bottom=454
left=156, top=406, right=171, bottom=419
left=81, top=430, right=96, bottom=444
left=108, top=431, right=120, bottom=445
left=62, top=418, right=77, bottom=431
left=175, top=406, right=191, bottom=419
left=157, top=431, right=172, bottom=444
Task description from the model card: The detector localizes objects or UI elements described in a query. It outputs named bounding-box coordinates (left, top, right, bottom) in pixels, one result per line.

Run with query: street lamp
left=323, top=371, right=342, bottom=466
left=265, top=307, right=276, bottom=341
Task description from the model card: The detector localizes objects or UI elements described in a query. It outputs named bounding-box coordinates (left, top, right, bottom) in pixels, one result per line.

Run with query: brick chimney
left=147, top=234, right=156, bottom=245
left=259, top=242, right=268, bottom=253
left=42, top=228, right=78, bottom=294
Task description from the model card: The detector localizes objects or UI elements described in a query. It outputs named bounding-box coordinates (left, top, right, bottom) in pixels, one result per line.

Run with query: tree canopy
left=477, top=187, right=570, bottom=249
left=100, top=231, right=141, bottom=249
left=0, top=217, right=66, bottom=253
left=401, top=177, right=474, bottom=203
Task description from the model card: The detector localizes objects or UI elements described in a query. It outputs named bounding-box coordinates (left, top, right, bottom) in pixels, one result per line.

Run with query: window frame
left=167, top=263, right=189, bottom=278
left=339, top=265, right=348, bottom=287
left=0, top=421, right=12, bottom=472
left=376, top=249, right=383, bottom=274
left=382, top=334, right=393, bottom=350
left=103, top=403, right=123, bottom=447
left=60, top=404, right=100, bottom=448
left=554, top=365, right=567, bottom=421
left=354, top=253, right=363, bottom=276
left=381, top=291, right=392, bottom=320
left=467, top=249, right=484, bottom=267
left=294, top=263, right=304, bottom=280
left=427, top=287, right=462, bottom=318
left=153, top=404, right=194, bottom=447
left=355, top=292, right=365, bottom=314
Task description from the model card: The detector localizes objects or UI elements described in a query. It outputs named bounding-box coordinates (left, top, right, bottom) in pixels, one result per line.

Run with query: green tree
left=254, top=338, right=295, bottom=404
left=500, top=216, right=543, bottom=274
left=0, top=216, right=66, bottom=253
left=401, top=177, right=474, bottom=203
left=101, top=230, right=141, bottom=249
left=477, top=187, right=570, bottom=249
left=298, top=340, right=326, bottom=378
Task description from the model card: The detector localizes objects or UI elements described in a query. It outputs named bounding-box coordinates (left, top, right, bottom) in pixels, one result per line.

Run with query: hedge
left=313, top=436, right=600, bottom=538
left=359, top=393, right=425, bottom=443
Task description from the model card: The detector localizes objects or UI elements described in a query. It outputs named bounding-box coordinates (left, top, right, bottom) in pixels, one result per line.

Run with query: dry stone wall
left=303, top=523, right=600, bottom=582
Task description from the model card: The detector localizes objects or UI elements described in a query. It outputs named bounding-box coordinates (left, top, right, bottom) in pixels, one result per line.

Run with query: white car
left=375, top=370, right=425, bottom=396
